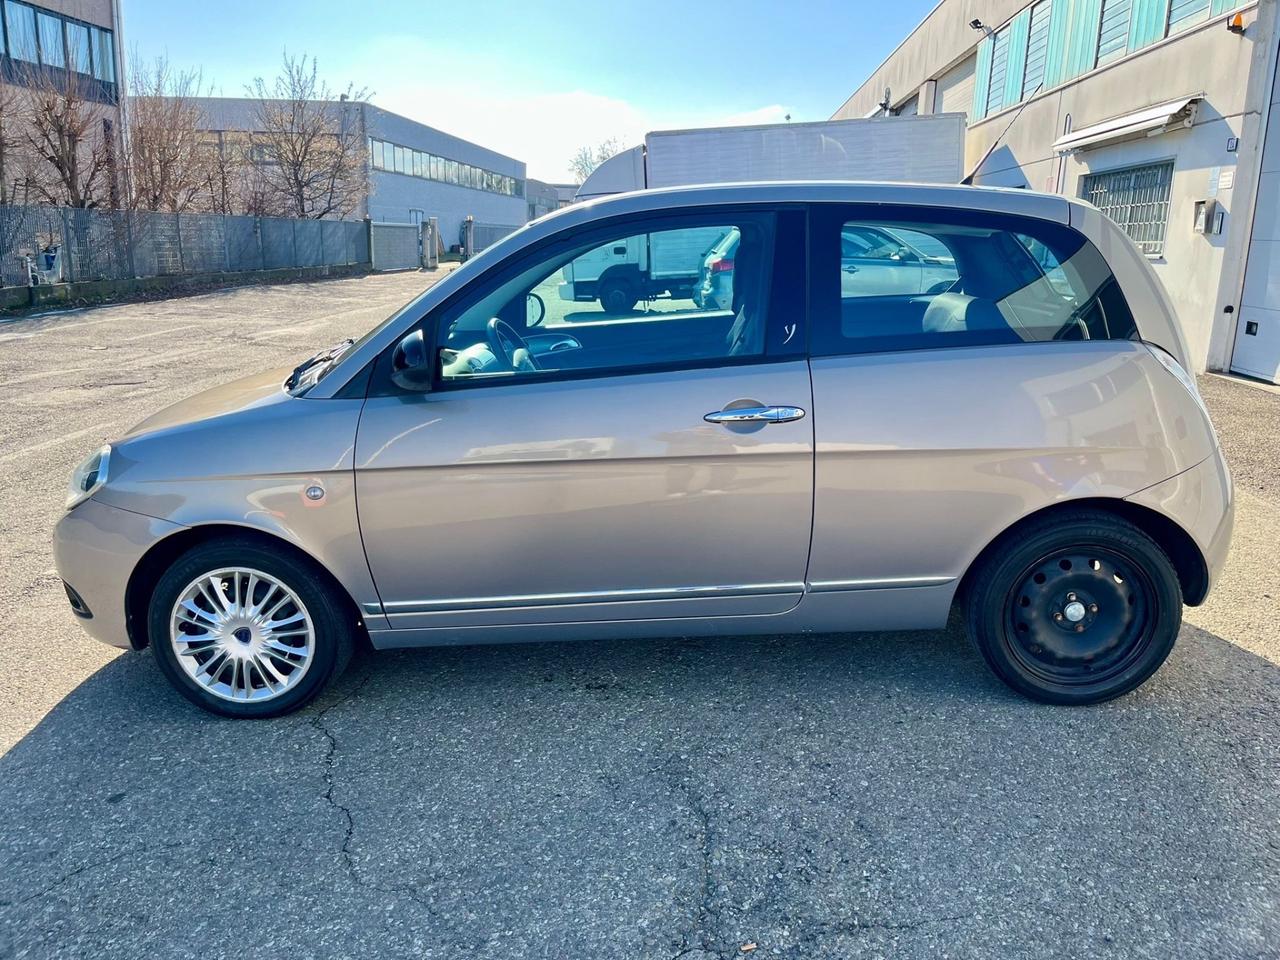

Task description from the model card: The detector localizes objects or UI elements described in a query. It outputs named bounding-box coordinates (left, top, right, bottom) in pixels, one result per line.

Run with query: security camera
left=969, top=18, right=985, bottom=30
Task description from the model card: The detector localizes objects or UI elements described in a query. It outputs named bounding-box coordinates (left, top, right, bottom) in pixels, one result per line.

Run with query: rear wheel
left=149, top=538, right=355, bottom=718
left=965, top=511, right=1182, bottom=705
left=597, top=276, right=638, bottom=313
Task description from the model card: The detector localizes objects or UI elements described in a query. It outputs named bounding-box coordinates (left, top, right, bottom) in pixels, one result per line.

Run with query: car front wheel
left=966, top=511, right=1182, bottom=705
left=149, top=538, right=355, bottom=718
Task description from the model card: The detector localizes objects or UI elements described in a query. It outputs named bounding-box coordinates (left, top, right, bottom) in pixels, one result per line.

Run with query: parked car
left=54, top=182, right=1233, bottom=718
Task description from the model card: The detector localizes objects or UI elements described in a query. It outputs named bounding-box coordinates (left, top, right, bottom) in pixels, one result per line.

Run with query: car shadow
left=2, top=623, right=1278, bottom=959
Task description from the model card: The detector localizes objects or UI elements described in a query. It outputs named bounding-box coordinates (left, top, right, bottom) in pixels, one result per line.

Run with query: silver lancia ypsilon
left=54, top=183, right=1233, bottom=717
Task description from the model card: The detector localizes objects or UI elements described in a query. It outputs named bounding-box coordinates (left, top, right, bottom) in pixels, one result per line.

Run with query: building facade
left=190, top=98, right=528, bottom=250
left=834, top=0, right=1280, bottom=382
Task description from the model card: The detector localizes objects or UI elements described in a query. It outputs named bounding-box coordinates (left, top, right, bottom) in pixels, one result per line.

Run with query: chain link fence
left=0, top=205, right=371, bottom=289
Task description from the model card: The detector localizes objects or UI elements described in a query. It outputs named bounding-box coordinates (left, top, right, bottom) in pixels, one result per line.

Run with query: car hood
left=121, top=367, right=292, bottom=440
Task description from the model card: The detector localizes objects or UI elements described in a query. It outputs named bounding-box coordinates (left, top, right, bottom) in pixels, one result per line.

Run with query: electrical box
left=1194, top=199, right=1221, bottom=235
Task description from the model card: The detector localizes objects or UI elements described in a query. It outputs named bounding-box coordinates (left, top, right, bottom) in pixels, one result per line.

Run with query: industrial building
left=834, top=0, right=1280, bottom=383
left=190, top=98, right=528, bottom=251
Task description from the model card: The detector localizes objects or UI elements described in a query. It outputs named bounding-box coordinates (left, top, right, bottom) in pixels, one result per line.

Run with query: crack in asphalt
left=308, top=672, right=445, bottom=918
left=0, top=840, right=185, bottom=908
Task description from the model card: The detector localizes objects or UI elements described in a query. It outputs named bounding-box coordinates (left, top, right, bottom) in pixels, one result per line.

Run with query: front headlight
left=67, top=445, right=111, bottom=510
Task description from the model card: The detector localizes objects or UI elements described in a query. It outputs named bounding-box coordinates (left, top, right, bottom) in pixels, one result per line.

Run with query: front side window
left=4, top=2, right=36, bottom=63
left=1080, top=161, right=1174, bottom=256
left=436, top=217, right=775, bottom=385
left=812, top=207, right=1138, bottom=357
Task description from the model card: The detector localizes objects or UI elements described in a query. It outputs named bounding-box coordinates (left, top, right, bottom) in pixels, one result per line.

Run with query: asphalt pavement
left=0, top=272, right=1277, bottom=959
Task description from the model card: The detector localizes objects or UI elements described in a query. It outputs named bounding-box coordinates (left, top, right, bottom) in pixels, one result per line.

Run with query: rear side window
left=811, top=205, right=1138, bottom=357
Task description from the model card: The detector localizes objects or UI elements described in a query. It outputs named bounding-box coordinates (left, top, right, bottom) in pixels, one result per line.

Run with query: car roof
left=544, top=181, right=1071, bottom=232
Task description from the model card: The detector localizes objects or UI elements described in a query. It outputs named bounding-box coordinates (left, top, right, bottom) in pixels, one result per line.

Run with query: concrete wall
left=833, top=0, right=1028, bottom=119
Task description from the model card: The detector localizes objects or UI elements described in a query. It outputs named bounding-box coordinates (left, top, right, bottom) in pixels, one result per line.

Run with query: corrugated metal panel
left=1128, top=0, right=1170, bottom=49
left=1065, top=0, right=1104, bottom=79
left=947, top=49, right=981, bottom=120
left=1042, top=0, right=1069, bottom=87
left=986, top=27, right=1013, bottom=114
left=1168, top=0, right=1209, bottom=31
left=1097, top=0, right=1133, bottom=64
left=1023, top=1, right=1053, bottom=97
left=1002, top=9, right=1032, bottom=106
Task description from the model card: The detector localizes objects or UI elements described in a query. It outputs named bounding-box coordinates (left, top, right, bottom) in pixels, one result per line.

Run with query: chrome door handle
left=704, top=405, right=806, bottom=424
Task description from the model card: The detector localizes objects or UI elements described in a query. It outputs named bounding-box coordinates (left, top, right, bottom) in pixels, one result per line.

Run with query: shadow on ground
left=2, top=624, right=1278, bottom=959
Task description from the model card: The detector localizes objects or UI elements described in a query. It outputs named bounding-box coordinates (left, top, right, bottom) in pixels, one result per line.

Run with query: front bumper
left=53, top=498, right=185, bottom=650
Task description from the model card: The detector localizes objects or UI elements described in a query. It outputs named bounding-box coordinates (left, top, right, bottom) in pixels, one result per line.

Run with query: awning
left=1052, top=96, right=1200, bottom=153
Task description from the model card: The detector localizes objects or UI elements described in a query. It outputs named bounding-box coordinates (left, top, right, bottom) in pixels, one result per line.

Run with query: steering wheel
left=486, top=317, right=540, bottom=372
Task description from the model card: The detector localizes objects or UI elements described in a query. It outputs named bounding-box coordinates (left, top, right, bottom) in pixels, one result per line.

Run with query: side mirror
left=526, top=292, right=546, bottom=327
left=390, top=329, right=433, bottom=392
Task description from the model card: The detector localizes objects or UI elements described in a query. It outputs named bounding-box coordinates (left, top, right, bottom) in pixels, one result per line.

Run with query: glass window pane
left=439, top=220, right=771, bottom=383
left=815, top=213, right=1137, bottom=356
left=986, top=27, right=1012, bottom=115
left=5, top=2, right=37, bottom=63
left=90, top=27, right=114, bottom=81
left=1168, top=0, right=1210, bottom=33
left=66, top=21, right=90, bottom=73
left=1097, top=0, right=1132, bottom=65
left=1022, top=0, right=1051, bottom=98
left=36, top=11, right=64, bottom=68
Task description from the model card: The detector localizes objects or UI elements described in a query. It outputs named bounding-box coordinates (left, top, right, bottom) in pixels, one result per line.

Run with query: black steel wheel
left=966, top=511, right=1182, bottom=705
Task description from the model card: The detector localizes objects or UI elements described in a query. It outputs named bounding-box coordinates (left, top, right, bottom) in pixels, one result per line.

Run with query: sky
left=122, top=0, right=939, bottom=182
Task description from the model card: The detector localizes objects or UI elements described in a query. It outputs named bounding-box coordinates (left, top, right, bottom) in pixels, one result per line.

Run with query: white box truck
left=562, top=114, right=965, bottom=311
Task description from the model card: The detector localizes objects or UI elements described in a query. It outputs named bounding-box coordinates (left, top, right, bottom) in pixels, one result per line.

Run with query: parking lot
left=1, top=271, right=1278, bottom=959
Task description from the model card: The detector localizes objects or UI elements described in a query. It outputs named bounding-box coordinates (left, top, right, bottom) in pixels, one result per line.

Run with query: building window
left=65, top=20, right=90, bottom=74
left=986, top=26, right=1012, bottom=115
left=35, top=10, right=64, bottom=67
left=1022, top=0, right=1051, bottom=99
left=90, top=26, right=114, bottom=82
left=1168, top=0, right=1210, bottom=33
left=4, top=1, right=37, bottom=63
left=1080, top=161, right=1175, bottom=256
left=1096, top=0, right=1133, bottom=65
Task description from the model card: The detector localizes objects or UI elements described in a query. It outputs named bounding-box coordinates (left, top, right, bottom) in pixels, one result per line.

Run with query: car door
left=806, top=202, right=1158, bottom=628
left=354, top=208, right=813, bottom=630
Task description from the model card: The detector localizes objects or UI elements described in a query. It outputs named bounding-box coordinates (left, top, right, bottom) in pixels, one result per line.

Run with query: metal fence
left=0, top=205, right=371, bottom=289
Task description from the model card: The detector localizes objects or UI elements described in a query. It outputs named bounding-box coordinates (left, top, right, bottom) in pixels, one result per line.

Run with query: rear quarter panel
left=808, top=340, right=1216, bottom=601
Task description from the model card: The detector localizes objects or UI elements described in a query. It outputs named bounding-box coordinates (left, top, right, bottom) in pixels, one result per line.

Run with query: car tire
left=598, top=277, right=638, bottom=313
left=149, top=538, right=355, bottom=718
left=965, top=510, right=1182, bottom=705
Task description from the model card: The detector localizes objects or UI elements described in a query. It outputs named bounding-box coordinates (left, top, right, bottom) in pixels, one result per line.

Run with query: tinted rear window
left=812, top=206, right=1139, bottom=357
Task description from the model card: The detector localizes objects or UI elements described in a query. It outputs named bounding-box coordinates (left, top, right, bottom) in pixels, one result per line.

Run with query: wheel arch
left=124, top=523, right=367, bottom=651
left=955, top=497, right=1210, bottom=612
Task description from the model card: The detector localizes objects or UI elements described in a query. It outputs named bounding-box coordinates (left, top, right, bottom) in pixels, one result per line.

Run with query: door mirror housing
left=390, top=329, right=434, bottom=392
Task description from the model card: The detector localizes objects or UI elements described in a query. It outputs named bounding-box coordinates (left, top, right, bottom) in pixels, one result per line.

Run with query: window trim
left=368, top=205, right=809, bottom=398
left=806, top=201, right=1138, bottom=359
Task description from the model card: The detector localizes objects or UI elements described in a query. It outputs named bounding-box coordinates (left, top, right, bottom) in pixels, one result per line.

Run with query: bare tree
left=247, top=53, right=368, bottom=219
left=569, top=137, right=624, bottom=184
left=126, top=55, right=212, bottom=212
left=0, top=82, right=28, bottom=205
left=17, top=65, right=114, bottom=207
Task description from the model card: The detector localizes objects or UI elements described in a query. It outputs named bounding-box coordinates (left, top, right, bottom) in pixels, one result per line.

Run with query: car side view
left=53, top=182, right=1233, bottom=718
